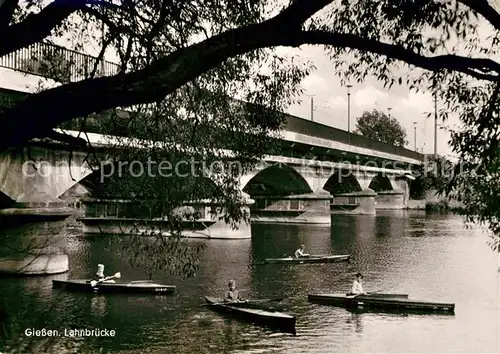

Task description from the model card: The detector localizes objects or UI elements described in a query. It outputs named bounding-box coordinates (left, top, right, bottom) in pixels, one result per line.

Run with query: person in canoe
left=294, top=244, right=309, bottom=258
left=350, top=272, right=367, bottom=295
left=95, top=264, right=116, bottom=283
left=224, top=280, right=246, bottom=303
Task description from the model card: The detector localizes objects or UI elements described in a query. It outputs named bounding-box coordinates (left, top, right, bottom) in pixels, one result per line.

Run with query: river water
left=1, top=211, right=498, bottom=353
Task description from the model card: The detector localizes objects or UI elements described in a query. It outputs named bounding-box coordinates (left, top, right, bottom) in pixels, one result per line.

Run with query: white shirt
left=295, top=249, right=305, bottom=257
left=352, top=279, right=365, bottom=294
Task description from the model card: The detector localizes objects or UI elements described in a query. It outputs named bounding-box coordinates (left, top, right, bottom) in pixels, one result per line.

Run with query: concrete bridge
left=0, top=42, right=423, bottom=275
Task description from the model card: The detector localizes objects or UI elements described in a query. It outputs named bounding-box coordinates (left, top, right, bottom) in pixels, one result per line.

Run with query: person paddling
left=350, top=272, right=367, bottom=295
left=224, top=280, right=245, bottom=303
left=294, top=244, right=309, bottom=258
left=95, top=264, right=116, bottom=283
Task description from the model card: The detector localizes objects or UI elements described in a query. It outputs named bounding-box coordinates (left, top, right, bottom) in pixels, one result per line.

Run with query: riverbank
left=407, top=199, right=463, bottom=212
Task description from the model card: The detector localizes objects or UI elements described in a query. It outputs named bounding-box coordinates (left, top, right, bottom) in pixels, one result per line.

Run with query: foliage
left=0, top=91, right=15, bottom=115
left=410, top=156, right=455, bottom=199
left=316, top=0, right=500, bottom=251
left=21, top=46, right=73, bottom=83
left=1, top=0, right=311, bottom=278
left=354, top=109, right=408, bottom=146
left=78, top=56, right=306, bottom=277
left=2, top=1, right=500, bottom=253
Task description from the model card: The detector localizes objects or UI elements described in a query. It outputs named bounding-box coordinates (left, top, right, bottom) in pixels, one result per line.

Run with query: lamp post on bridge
left=346, top=84, right=353, bottom=144
left=413, top=121, right=417, bottom=151
left=388, top=107, right=392, bottom=118
left=433, top=92, right=438, bottom=158
left=304, top=93, right=315, bottom=122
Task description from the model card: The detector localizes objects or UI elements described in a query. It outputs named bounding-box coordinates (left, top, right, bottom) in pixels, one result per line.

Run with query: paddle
left=216, top=299, right=283, bottom=312
left=248, top=297, right=283, bottom=303
left=90, top=272, right=121, bottom=287
left=202, top=297, right=283, bottom=308
left=365, top=291, right=409, bottom=299
left=345, top=291, right=408, bottom=299
left=345, top=291, right=374, bottom=299
left=231, top=303, right=279, bottom=312
left=130, top=280, right=154, bottom=284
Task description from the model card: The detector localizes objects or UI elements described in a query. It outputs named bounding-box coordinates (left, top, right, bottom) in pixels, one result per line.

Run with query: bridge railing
left=0, top=41, right=120, bottom=83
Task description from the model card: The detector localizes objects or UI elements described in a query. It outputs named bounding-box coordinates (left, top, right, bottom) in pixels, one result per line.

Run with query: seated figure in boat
left=294, top=244, right=309, bottom=258
left=224, top=280, right=246, bottom=303
left=96, top=264, right=116, bottom=283
left=350, top=272, right=366, bottom=295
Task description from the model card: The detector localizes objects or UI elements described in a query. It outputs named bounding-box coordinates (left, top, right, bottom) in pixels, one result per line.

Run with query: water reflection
left=90, top=296, right=107, bottom=317
left=346, top=312, right=363, bottom=333
left=0, top=212, right=498, bottom=353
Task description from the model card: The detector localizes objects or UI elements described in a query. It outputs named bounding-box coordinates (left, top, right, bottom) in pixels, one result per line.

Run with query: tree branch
left=275, top=0, right=334, bottom=28
left=456, top=0, right=500, bottom=32
left=0, top=2, right=79, bottom=56
left=0, top=17, right=299, bottom=151
left=2, top=4, right=500, bottom=152
left=296, top=30, right=500, bottom=81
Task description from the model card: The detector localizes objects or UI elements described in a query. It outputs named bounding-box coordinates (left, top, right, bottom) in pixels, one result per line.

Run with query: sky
left=277, top=45, right=452, bottom=156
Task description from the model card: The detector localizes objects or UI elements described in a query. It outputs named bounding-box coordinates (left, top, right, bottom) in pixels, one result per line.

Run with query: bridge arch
left=368, top=173, right=393, bottom=192
left=72, top=162, right=223, bottom=199
left=323, top=169, right=362, bottom=194
left=243, top=164, right=312, bottom=196
left=0, top=191, right=14, bottom=208
left=65, top=163, right=114, bottom=198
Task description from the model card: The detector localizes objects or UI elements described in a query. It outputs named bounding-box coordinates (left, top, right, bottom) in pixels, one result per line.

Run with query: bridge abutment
left=78, top=198, right=252, bottom=239
left=0, top=192, right=72, bottom=275
left=249, top=192, right=332, bottom=224
left=375, top=189, right=406, bottom=209
left=331, top=189, right=377, bottom=215
left=393, top=177, right=410, bottom=207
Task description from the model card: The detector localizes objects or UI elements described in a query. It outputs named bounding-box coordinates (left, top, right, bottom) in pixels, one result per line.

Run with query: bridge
left=0, top=42, right=424, bottom=275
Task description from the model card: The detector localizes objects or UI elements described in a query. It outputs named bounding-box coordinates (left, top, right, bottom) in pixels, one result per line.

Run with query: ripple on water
left=0, top=213, right=498, bottom=353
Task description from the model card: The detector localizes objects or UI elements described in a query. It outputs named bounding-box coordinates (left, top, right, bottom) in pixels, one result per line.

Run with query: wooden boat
left=263, top=254, right=350, bottom=264
left=347, top=292, right=409, bottom=299
left=308, top=293, right=455, bottom=313
left=52, top=279, right=176, bottom=294
left=204, top=296, right=296, bottom=334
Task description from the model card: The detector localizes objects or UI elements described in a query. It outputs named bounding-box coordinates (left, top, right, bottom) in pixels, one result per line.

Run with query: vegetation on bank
left=408, top=156, right=466, bottom=213
left=425, top=201, right=463, bottom=213
left=410, top=156, right=454, bottom=198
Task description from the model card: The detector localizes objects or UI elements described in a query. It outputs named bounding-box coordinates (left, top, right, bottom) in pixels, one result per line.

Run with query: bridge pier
left=330, top=189, right=377, bottom=215
left=393, top=177, right=410, bottom=206
left=249, top=192, right=332, bottom=224
left=78, top=198, right=252, bottom=239
left=375, top=189, right=406, bottom=209
left=0, top=192, right=72, bottom=275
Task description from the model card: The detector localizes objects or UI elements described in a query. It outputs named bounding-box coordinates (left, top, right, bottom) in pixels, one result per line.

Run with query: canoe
left=217, top=298, right=284, bottom=309
left=308, top=293, right=455, bottom=313
left=52, top=279, right=176, bottom=294
left=204, top=296, right=296, bottom=334
left=263, top=254, right=350, bottom=264
left=347, top=292, right=409, bottom=299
